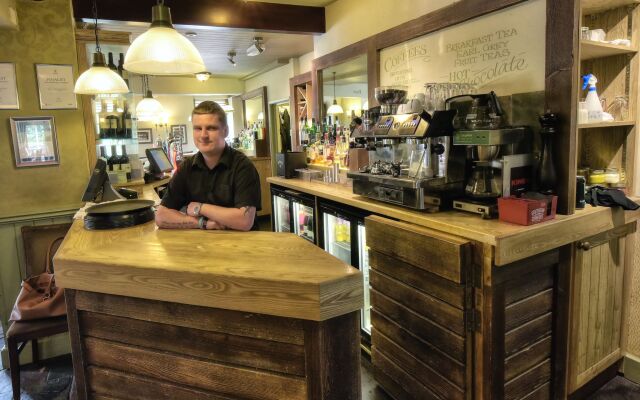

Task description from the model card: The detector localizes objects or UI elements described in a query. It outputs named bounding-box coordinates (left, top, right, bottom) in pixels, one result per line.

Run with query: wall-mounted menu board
left=380, top=0, right=545, bottom=96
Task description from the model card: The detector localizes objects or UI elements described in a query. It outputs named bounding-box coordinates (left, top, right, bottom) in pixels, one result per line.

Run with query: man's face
left=192, top=113, right=228, bottom=156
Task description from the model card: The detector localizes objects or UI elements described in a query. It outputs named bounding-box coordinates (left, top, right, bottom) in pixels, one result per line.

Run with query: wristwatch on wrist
left=193, top=202, right=203, bottom=217
left=198, top=216, right=208, bottom=230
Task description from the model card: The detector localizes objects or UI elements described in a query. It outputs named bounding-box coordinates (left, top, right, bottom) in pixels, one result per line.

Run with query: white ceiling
left=95, top=20, right=314, bottom=79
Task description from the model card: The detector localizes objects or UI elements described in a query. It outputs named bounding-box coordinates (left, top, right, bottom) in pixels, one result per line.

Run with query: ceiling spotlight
left=195, top=71, right=211, bottom=82
left=227, top=50, right=237, bottom=67
left=246, top=37, right=265, bottom=57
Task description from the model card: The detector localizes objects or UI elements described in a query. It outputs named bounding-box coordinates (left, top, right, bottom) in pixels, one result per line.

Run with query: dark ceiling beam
left=73, top=0, right=325, bottom=34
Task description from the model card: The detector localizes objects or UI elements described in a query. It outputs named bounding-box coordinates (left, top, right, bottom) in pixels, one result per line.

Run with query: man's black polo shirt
left=160, top=145, right=261, bottom=229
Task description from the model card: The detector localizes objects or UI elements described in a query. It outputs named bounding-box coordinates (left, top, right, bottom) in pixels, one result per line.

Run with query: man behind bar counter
left=155, top=101, right=261, bottom=231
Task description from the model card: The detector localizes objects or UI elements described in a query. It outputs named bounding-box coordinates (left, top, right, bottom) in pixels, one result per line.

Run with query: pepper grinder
left=537, top=112, right=558, bottom=195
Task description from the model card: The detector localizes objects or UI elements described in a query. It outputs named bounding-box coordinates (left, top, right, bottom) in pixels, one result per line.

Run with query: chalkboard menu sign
left=380, top=0, right=545, bottom=96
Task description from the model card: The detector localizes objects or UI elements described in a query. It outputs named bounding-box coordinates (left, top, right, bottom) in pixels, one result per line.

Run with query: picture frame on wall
left=10, top=116, right=60, bottom=168
left=0, top=62, right=19, bottom=109
left=137, top=128, right=153, bottom=144
left=171, top=124, right=188, bottom=145
left=35, top=63, right=77, bottom=110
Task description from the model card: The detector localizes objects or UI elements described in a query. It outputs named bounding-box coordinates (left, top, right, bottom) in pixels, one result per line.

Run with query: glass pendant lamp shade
left=327, top=100, right=344, bottom=115
left=124, top=3, right=205, bottom=75
left=195, top=71, right=211, bottom=82
left=74, top=52, right=129, bottom=94
left=73, top=0, right=129, bottom=95
left=136, top=91, right=164, bottom=121
left=327, top=72, right=343, bottom=114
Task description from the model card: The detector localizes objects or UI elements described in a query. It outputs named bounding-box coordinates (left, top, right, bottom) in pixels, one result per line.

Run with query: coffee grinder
left=448, top=92, right=534, bottom=218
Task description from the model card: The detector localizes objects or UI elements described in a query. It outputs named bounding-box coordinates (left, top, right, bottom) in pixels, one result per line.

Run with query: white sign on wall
left=380, top=0, right=546, bottom=96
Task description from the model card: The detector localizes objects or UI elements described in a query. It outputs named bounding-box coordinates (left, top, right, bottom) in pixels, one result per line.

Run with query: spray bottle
left=582, top=74, right=603, bottom=122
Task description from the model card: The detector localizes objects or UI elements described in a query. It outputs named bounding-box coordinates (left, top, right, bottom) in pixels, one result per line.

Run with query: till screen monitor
left=81, top=158, right=123, bottom=203
left=146, top=147, right=173, bottom=175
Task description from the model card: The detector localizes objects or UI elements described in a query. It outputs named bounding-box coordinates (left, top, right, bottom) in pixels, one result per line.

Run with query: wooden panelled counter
left=54, top=210, right=363, bottom=399
left=268, top=177, right=640, bottom=266
left=267, top=177, right=640, bottom=399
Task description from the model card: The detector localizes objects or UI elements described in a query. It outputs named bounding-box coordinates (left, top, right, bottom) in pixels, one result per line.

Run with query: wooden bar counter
left=54, top=208, right=364, bottom=399
left=268, top=177, right=640, bottom=399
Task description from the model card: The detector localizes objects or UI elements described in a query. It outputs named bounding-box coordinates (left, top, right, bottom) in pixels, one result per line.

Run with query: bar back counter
left=54, top=218, right=364, bottom=400
left=268, top=177, right=640, bottom=399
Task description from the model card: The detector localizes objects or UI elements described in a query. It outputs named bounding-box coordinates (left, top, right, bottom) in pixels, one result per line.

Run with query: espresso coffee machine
left=347, top=86, right=465, bottom=210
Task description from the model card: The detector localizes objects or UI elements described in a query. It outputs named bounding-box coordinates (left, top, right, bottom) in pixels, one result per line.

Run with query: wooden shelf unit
left=567, top=1, right=640, bottom=395
left=578, top=121, right=636, bottom=129
left=582, top=0, right=640, bottom=15
left=577, top=3, right=638, bottom=191
left=580, top=40, right=637, bottom=60
left=289, top=72, right=313, bottom=151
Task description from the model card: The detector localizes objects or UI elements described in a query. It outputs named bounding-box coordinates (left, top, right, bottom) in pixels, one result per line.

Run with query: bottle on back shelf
left=122, top=101, right=133, bottom=138
left=120, top=145, right=132, bottom=181
left=109, top=145, right=120, bottom=172
left=107, top=52, right=117, bottom=71
left=118, top=52, right=130, bottom=87
left=582, top=74, right=603, bottom=122
left=99, top=146, right=107, bottom=161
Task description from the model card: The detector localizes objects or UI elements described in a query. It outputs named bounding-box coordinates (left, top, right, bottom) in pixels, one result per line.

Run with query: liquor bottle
left=122, top=101, right=133, bottom=138
left=120, top=145, right=131, bottom=181
left=125, top=110, right=133, bottom=139
left=107, top=52, right=117, bottom=71
left=99, top=146, right=107, bottom=161
left=109, top=145, right=120, bottom=172
left=105, top=115, right=119, bottom=139
left=98, top=114, right=108, bottom=139
left=118, top=52, right=130, bottom=88
left=311, top=118, right=317, bottom=143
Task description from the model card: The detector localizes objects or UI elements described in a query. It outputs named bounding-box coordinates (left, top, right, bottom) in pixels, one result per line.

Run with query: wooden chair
left=6, top=223, right=71, bottom=400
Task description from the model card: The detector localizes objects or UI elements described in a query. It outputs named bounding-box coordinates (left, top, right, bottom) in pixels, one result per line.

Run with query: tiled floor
left=0, top=353, right=639, bottom=400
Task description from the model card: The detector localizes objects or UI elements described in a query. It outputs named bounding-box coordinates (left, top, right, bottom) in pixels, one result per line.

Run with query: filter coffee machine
left=452, top=128, right=534, bottom=218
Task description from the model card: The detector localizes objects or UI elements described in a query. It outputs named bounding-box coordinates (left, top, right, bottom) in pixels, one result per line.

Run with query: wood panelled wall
left=66, top=290, right=361, bottom=400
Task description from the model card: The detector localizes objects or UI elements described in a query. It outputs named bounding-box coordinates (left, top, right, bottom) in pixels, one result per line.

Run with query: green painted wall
left=0, top=0, right=88, bottom=219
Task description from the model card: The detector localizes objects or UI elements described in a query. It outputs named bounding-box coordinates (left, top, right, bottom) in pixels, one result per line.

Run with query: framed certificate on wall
left=35, top=63, right=78, bottom=109
left=0, top=62, right=19, bottom=109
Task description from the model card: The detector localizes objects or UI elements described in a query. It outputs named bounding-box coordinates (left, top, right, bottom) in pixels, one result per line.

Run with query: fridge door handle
left=284, top=189, right=301, bottom=197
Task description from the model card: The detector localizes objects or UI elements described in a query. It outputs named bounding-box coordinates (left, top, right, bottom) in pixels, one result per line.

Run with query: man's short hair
left=192, top=101, right=227, bottom=127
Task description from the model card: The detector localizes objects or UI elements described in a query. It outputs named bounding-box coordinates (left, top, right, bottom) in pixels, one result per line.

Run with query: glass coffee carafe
left=465, top=163, right=502, bottom=199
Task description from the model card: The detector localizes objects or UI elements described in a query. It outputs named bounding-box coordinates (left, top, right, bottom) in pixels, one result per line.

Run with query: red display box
left=498, top=194, right=558, bottom=225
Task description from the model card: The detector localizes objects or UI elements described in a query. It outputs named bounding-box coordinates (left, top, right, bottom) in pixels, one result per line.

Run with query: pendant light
left=327, top=72, right=344, bottom=115
left=74, top=0, right=129, bottom=95
left=195, top=71, right=211, bottom=82
left=136, top=75, right=164, bottom=121
left=124, top=0, right=205, bottom=75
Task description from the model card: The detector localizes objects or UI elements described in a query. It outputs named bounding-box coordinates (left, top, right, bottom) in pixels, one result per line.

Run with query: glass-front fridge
left=271, top=185, right=316, bottom=244
left=319, top=200, right=372, bottom=338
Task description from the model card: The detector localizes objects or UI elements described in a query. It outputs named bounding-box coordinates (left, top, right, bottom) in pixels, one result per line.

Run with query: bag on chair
left=9, top=236, right=66, bottom=321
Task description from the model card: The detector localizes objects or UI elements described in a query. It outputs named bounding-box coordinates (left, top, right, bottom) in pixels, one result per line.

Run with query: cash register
left=81, top=158, right=155, bottom=230
left=145, top=147, right=174, bottom=182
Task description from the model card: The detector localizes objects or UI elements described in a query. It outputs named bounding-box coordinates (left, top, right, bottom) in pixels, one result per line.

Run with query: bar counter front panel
left=54, top=201, right=364, bottom=400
